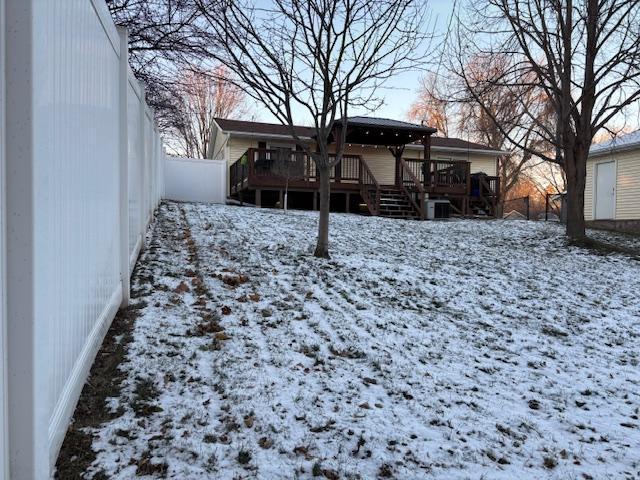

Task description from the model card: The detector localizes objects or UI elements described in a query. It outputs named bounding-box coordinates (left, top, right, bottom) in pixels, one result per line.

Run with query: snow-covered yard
left=58, top=202, right=640, bottom=479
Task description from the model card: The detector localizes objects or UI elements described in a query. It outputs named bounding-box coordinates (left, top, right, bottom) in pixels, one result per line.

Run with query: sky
left=253, top=0, right=457, bottom=125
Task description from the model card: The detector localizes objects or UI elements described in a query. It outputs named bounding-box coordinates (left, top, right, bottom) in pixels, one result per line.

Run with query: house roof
left=430, top=137, right=502, bottom=152
left=214, top=117, right=505, bottom=154
left=214, top=118, right=315, bottom=138
left=590, top=129, right=640, bottom=156
left=336, top=116, right=437, bottom=134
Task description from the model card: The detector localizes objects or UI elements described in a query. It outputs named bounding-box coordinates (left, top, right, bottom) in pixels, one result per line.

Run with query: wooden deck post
left=279, top=189, right=283, bottom=209
left=312, top=192, right=318, bottom=210
left=255, top=189, right=262, bottom=208
left=422, top=135, right=431, bottom=188
left=345, top=193, right=351, bottom=213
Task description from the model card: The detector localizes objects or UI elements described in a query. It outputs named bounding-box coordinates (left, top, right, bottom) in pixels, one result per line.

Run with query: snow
left=590, top=129, right=640, bottom=155
left=85, top=202, right=640, bottom=479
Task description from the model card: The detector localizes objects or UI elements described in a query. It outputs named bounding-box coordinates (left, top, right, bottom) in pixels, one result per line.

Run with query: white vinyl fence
left=1, top=0, right=165, bottom=477
left=165, top=157, right=228, bottom=204
left=0, top=0, right=8, bottom=478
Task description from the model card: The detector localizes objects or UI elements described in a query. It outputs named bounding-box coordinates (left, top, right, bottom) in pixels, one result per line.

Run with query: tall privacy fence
left=1, top=0, right=165, bottom=477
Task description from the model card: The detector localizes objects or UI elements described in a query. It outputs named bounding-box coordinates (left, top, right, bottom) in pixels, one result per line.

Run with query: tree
left=106, top=0, right=212, bottom=129
left=450, top=0, right=640, bottom=240
left=168, top=66, right=248, bottom=158
left=407, top=73, right=451, bottom=136
left=457, top=55, right=555, bottom=215
left=271, top=148, right=306, bottom=213
left=409, top=56, right=554, bottom=214
left=195, top=0, right=431, bottom=258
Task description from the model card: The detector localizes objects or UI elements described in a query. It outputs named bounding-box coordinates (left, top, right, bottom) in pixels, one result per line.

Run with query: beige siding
left=585, top=161, right=594, bottom=220
left=405, top=150, right=498, bottom=176
left=586, top=148, right=640, bottom=220
left=342, top=145, right=397, bottom=185
left=466, top=154, right=498, bottom=176
left=208, top=122, right=229, bottom=160
left=228, top=137, right=255, bottom=166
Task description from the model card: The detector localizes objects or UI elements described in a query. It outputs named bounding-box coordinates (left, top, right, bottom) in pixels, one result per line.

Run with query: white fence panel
left=34, top=3, right=122, bottom=462
left=0, top=0, right=8, bottom=477
left=165, top=158, right=228, bottom=203
left=127, top=78, right=144, bottom=270
left=2, top=0, right=165, bottom=477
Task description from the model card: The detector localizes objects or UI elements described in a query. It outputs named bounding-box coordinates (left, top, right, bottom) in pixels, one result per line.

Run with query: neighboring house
left=209, top=117, right=506, bottom=219
left=586, top=130, right=640, bottom=233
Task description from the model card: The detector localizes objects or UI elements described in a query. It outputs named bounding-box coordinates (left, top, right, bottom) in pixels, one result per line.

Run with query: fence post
left=139, top=93, right=147, bottom=248
left=0, top=0, right=9, bottom=476
left=117, top=27, right=130, bottom=307
left=526, top=195, right=530, bottom=220
left=545, top=193, right=549, bottom=221
left=5, top=0, right=48, bottom=476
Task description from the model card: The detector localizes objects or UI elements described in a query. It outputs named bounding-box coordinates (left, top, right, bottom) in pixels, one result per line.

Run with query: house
left=209, top=117, right=505, bottom=219
left=586, top=130, right=640, bottom=233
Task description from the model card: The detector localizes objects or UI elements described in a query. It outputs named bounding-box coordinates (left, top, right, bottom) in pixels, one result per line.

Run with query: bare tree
left=107, top=0, right=212, bottom=128
left=271, top=148, right=306, bottom=213
left=195, top=0, right=431, bottom=258
left=410, top=55, right=554, bottom=214
left=407, top=73, right=451, bottom=136
left=168, top=66, right=248, bottom=158
left=458, top=55, right=555, bottom=215
left=450, top=0, right=640, bottom=240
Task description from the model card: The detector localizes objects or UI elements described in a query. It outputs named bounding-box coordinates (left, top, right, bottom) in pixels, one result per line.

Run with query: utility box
left=425, top=199, right=451, bottom=219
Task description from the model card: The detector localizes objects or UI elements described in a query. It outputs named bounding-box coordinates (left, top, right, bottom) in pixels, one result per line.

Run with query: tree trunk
left=314, top=166, right=331, bottom=258
left=284, top=179, right=289, bottom=214
left=496, top=196, right=505, bottom=219
left=564, top=148, right=587, bottom=240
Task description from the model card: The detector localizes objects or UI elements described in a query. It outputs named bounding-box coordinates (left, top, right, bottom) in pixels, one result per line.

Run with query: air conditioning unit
left=425, top=199, right=451, bottom=220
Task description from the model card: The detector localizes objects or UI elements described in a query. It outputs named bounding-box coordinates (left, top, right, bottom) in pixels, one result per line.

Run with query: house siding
left=586, top=148, right=640, bottom=220
left=343, top=145, right=397, bottom=185
left=208, top=121, right=228, bottom=160
left=406, top=151, right=498, bottom=176
left=585, top=161, right=594, bottom=220
left=228, top=137, right=255, bottom=166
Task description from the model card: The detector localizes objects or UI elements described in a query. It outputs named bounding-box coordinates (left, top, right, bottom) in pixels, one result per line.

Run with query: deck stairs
left=377, top=187, right=420, bottom=219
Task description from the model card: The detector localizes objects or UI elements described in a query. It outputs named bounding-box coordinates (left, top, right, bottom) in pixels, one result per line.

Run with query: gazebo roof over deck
left=334, top=116, right=437, bottom=146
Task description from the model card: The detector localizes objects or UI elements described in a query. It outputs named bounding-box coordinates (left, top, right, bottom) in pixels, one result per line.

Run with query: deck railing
left=470, top=173, right=501, bottom=216
left=230, top=148, right=362, bottom=192
left=404, top=158, right=471, bottom=194
left=230, top=149, right=500, bottom=217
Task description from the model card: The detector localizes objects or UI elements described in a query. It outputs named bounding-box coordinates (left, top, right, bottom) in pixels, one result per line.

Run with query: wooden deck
left=229, top=148, right=500, bottom=218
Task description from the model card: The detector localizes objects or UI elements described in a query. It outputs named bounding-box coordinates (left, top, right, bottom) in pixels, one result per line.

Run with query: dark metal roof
left=214, top=117, right=501, bottom=152
left=214, top=118, right=315, bottom=138
left=337, top=116, right=438, bottom=134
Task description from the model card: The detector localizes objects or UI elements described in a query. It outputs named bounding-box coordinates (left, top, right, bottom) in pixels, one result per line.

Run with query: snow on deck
left=86, top=202, right=639, bottom=479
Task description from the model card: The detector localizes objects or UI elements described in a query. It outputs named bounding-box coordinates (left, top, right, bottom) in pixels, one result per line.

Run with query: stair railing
left=358, top=156, right=380, bottom=215
left=398, top=158, right=425, bottom=219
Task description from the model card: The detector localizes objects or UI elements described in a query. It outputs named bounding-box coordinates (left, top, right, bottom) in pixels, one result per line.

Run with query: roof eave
left=589, top=143, right=640, bottom=158
left=342, top=119, right=437, bottom=134
left=222, top=127, right=506, bottom=154
left=405, top=144, right=509, bottom=155
left=224, top=130, right=314, bottom=141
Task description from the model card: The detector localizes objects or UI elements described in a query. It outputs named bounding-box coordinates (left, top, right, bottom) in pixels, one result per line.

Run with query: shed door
left=595, top=161, right=616, bottom=219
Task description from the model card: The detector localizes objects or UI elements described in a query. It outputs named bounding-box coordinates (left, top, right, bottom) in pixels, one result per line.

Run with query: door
left=595, top=161, right=616, bottom=219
